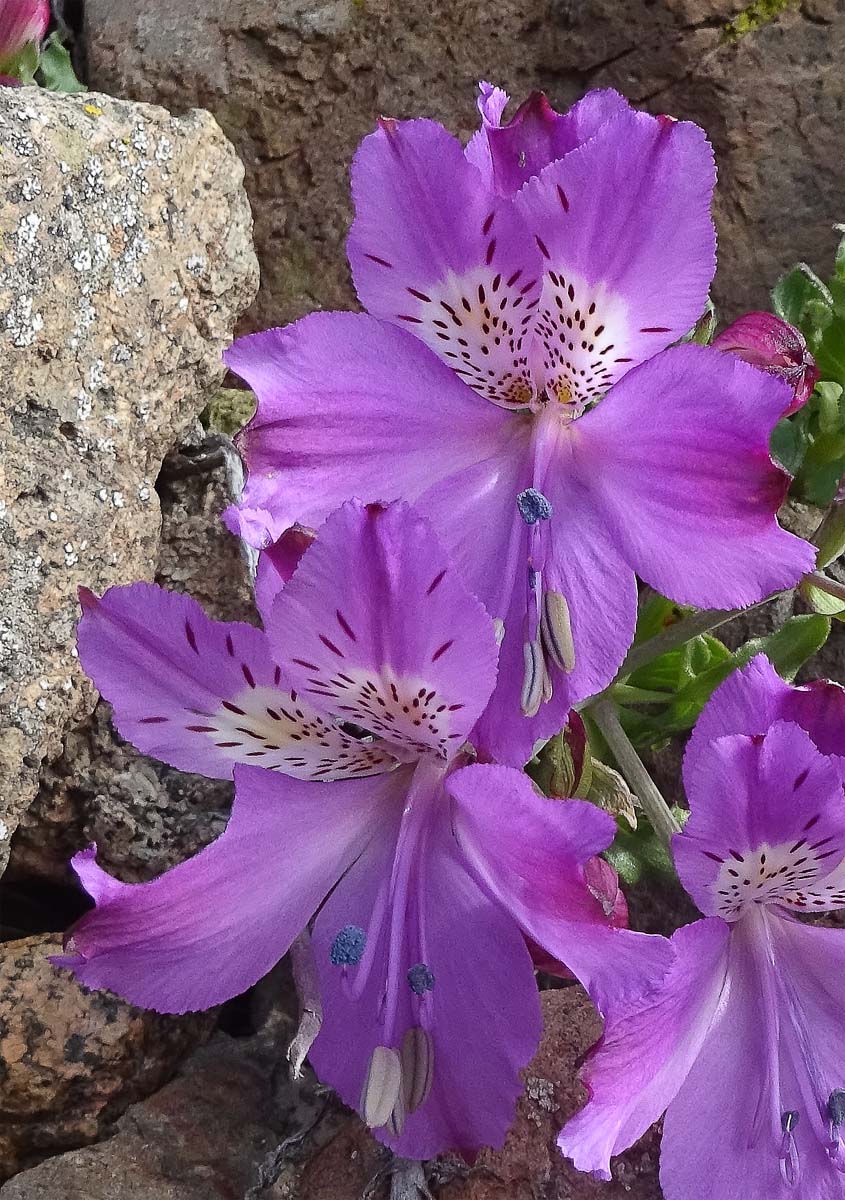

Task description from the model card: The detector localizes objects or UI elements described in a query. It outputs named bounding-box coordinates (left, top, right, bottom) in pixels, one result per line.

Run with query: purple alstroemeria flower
left=53, top=499, right=669, bottom=1160
left=222, top=83, right=815, bottom=767
left=712, top=312, right=820, bottom=415
left=559, top=655, right=845, bottom=1199
left=0, top=0, right=48, bottom=77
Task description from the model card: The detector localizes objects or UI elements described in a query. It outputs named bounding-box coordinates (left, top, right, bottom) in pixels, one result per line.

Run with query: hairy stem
left=590, top=696, right=681, bottom=845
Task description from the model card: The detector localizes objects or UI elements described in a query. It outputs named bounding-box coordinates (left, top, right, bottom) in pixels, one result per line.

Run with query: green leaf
left=815, top=382, right=845, bottom=434
left=771, top=412, right=811, bottom=475
left=800, top=580, right=845, bottom=617
left=37, top=33, right=86, bottom=94
left=814, top=499, right=845, bottom=569
left=772, top=264, right=834, bottom=333
left=632, top=616, right=831, bottom=743
left=1, top=41, right=39, bottom=85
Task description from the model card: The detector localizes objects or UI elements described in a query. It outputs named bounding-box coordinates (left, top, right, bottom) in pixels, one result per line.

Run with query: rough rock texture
left=0, top=87, right=258, bottom=874
left=297, top=988, right=661, bottom=1200
left=85, top=0, right=845, bottom=335
left=0, top=987, right=660, bottom=1200
left=7, top=429, right=255, bottom=885
left=0, top=935, right=216, bottom=1181
left=0, top=1001, right=340, bottom=1200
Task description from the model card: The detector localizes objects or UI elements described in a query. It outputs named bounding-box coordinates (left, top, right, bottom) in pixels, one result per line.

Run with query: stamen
left=516, top=487, right=553, bottom=525
left=329, top=925, right=366, bottom=967
left=401, top=1026, right=434, bottom=1114
left=521, top=638, right=544, bottom=717
left=361, top=1045, right=403, bottom=1129
left=827, top=1091, right=845, bottom=1165
left=407, top=963, right=435, bottom=995
left=387, top=1079, right=406, bottom=1137
left=779, top=1111, right=801, bottom=1188
left=493, top=617, right=505, bottom=646
left=541, top=589, right=576, bottom=672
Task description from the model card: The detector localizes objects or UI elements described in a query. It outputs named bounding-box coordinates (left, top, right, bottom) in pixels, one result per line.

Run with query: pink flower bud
left=712, top=311, right=819, bottom=415
left=0, top=0, right=50, bottom=74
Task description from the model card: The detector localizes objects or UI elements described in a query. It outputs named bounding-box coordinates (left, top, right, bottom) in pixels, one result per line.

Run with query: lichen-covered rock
left=0, top=935, right=216, bottom=1181
left=85, top=0, right=844, bottom=332
left=0, top=87, right=258, bottom=874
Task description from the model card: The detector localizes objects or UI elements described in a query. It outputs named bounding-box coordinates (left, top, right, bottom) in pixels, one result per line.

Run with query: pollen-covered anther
left=360, top=1045, right=403, bottom=1129
left=493, top=617, right=505, bottom=646
left=779, top=1111, right=801, bottom=1188
left=407, top=962, right=435, bottom=995
left=541, top=589, right=575, bottom=672
left=516, top=487, right=552, bottom=525
left=521, top=637, right=544, bottom=717
left=401, top=1026, right=434, bottom=1114
left=329, top=924, right=366, bottom=966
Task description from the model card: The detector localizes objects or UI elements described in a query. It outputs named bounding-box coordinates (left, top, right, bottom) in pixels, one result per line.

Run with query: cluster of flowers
left=54, top=84, right=843, bottom=1198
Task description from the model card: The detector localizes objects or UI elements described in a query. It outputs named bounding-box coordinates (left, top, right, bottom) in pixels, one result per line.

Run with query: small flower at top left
left=53, top=498, right=670, bottom=1160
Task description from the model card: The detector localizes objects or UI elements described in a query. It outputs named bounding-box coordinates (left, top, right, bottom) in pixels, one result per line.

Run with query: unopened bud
left=712, top=312, right=818, bottom=416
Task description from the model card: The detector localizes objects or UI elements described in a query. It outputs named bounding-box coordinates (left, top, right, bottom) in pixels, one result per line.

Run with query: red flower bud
left=712, top=312, right=819, bottom=415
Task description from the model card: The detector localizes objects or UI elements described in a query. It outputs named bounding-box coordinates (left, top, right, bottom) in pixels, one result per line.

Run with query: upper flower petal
left=265, top=500, right=499, bottom=761
left=514, top=107, right=716, bottom=407
left=675, top=720, right=845, bottom=919
left=77, top=583, right=399, bottom=781
left=562, top=343, right=817, bottom=609
left=348, top=117, right=544, bottom=408
left=684, top=654, right=845, bottom=787
left=224, top=312, right=521, bottom=548
left=558, top=917, right=730, bottom=1180
left=466, top=84, right=631, bottom=197
left=309, top=774, right=542, bottom=1160
left=447, top=764, right=672, bottom=1009
left=52, top=765, right=402, bottom=1012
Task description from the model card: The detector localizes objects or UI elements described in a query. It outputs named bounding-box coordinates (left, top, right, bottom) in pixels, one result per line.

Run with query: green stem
left=612, top=683, right=675, bottom=705
left=590, top=696, right=681, bottom=846
left=806, top=570, right=845, bottom=603
left=618, top=591, right=782, bottom=679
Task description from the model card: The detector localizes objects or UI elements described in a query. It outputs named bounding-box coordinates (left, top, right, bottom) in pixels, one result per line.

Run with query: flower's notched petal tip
left=376, top=115, right=399, bottom=136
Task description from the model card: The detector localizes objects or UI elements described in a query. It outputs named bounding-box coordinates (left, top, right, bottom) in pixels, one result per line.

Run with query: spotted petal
left=264, top=500, right=499, bottom=761
left=675, top=721, right=845, bottom=920
left=348, top=117, right=544, bottom=408
left=77, top=583, right=399, bottom=781
left=515, top=107, right=716, bottom=406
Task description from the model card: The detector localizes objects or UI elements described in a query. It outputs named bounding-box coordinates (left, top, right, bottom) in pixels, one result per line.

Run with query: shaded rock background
left=0, top=936, right=216, bottom=1180
left=85, top=0, right=845, bottom=335
left=0, top=989, right=662, bottom=1200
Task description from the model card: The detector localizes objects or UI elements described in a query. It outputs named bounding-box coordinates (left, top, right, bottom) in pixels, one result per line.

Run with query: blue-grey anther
left=516, top=488, right=552, bottom=525
left=330, top=924, right=366, bottom=966
left=829, top=1092, right=845, bottom=1127
left=407, top=963, right=435, bottom=995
